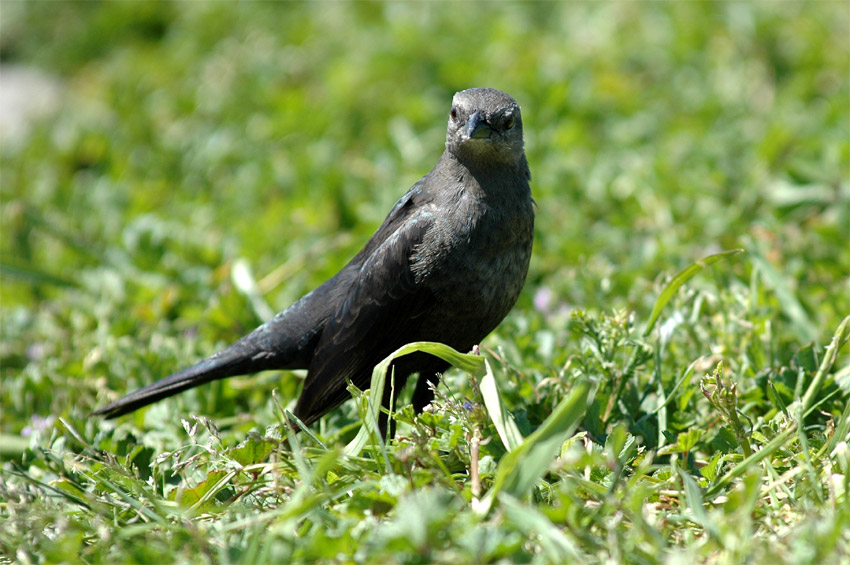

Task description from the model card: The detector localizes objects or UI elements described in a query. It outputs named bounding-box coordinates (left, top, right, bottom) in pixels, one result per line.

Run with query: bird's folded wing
left=294, top=197, right=438, bottom=423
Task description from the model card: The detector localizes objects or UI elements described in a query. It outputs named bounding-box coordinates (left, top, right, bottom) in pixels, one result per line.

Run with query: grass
left=2, top=2, right=848, bottom=563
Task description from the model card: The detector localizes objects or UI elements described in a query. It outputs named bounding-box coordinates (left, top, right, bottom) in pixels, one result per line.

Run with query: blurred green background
left=1, top=1, right=847, bottom=432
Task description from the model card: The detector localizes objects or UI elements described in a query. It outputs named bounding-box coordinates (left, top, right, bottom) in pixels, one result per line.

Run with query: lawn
left=1, top=2, right=848, bottom=563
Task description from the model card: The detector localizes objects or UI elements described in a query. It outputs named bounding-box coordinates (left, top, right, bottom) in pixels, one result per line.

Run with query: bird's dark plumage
left=93, top=88, right=534, bottom=428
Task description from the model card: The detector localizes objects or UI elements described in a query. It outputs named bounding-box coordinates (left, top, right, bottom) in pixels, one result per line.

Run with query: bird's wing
left=294, top=188, right=439, bottom=423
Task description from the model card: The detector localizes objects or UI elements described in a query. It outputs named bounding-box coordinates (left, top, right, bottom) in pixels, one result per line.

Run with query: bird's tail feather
left=92, top=343, right=267, bottom=419
left=92, top=290, right=329, bottom=419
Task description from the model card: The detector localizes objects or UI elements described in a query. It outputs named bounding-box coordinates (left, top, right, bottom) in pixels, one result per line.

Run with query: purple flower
left=534, top=286, right=554, bottom=313
left=22, top=414, right=56, bottom=437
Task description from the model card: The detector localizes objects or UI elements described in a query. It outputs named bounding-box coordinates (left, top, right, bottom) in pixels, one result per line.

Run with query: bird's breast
left=409, top=193, right=534, bottom=345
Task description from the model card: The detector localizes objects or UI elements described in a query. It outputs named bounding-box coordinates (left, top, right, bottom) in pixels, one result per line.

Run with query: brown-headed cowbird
left=94, top=88, right=534, bottom=430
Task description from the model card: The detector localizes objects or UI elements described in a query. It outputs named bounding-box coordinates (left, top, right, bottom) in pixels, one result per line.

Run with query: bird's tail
left=92, top=278, right=334, bottom=419
left=92, top=338, right=275, bottom=419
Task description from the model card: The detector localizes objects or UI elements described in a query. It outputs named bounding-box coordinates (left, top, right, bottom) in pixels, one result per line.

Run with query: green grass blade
left=480, top=358, right=524, bottom=451
left=703, top=426, right=796, bottom=500
left=488, top=380, right=591, bottom=501
left=800, top=315, right=850, bottom=414
left=643, top=249, right=744, bottom=337
left=750, top=246, right=819, bottom=343
left=0, top=433, right=31, bottom=456
left=284, top=409, right=328, bottom=450
left=826, top=399, right=850, bottom=455
left=8, top=466, right=92, bottom=510
left=344, top=342, right=485, bottom=457
left=679, top=469, right=716, bottom=538
left=0, top=262, right=78, bottom=288
left=500, top=493, right=583, bottom=560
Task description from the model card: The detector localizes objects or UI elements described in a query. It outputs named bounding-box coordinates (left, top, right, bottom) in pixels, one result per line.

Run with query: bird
left=93, top=87, right=534, bottom=432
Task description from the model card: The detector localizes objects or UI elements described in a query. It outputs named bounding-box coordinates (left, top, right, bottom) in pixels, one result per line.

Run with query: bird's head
left=445, top=88, right=525, bottom=167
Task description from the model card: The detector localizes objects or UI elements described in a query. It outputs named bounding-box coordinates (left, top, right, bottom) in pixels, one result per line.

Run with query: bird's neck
left=441, top=151, right=531, bottom=203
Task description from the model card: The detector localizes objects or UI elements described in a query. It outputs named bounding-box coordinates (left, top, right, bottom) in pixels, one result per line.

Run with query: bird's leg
left=378, top=358, right=448, bottom=438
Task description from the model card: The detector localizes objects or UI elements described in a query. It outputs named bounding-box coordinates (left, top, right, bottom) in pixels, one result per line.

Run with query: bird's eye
left=450, top=107, right=458, bottom=121
left=504, top=116, right=515, bottom=130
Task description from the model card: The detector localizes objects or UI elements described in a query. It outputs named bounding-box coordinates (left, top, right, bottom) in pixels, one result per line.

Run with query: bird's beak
left=466, top=111, right=492, bottom=139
